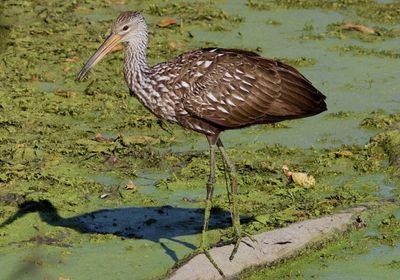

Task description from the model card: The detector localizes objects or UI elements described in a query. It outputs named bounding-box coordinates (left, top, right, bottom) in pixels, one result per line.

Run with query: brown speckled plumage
left=156, top=48, right=326, bottom=135
left=78, top=11, right=326, bottom=141
left=77, top=11, right=327, bottom=267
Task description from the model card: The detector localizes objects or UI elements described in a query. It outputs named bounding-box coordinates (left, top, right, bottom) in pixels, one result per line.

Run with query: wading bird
left=76, top=11, right=327, bottom=272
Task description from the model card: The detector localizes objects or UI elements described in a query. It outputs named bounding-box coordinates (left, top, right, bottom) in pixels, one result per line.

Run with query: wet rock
left=166, top=207, right=366, bottom=280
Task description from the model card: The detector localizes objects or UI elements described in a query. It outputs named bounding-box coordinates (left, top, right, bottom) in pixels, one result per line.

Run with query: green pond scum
left=0, top=0, right=399, bottom=279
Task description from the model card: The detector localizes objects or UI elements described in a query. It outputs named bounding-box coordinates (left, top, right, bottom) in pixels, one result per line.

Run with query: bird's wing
left=180, top=48, right=326, bottom=128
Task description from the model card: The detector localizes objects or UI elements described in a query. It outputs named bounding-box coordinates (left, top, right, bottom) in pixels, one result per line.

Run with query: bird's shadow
left=0, top=200, right=235, bottom=262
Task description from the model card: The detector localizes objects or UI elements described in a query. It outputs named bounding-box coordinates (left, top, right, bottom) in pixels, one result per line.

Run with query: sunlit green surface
left=0, top=0, right=399, bottom=279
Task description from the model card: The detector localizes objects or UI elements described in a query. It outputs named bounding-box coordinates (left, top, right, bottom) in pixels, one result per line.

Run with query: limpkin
left=76, top=11, right=327, bottom=270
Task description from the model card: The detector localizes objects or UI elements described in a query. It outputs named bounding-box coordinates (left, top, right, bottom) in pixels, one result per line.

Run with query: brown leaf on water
left=105, top=156, right=119, bottom=165
left=158, top=18, right=177, bottom=28
left=334, top=150, right=353, bottom=158
left=282, top=165, right=315, bottom=187
left=341, top=23, right=378, bottom=35
left=111, top=0, right=126, bottom=4
left=169, top=41, right=185, bottom=50
left=15, top=143, right=25, bottom=149
left=291, top=172, right=315, bottom=187
left=75, top=6, right=91, bottom=12
left=95, top=133, right=113, bottom=142
left=65, top=57, right=81, bottom=62
left=282, top=165, right=292, bottom=178
left=126, top=180, right=137, bottom=192
left=54, top=90, right=76, bottom=98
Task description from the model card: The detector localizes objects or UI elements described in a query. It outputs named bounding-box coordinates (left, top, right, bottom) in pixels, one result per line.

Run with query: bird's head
left=76, top=11, right=147, bottom=81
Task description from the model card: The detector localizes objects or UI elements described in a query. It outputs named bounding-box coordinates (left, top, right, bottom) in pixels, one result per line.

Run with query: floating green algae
left=0, top=0, right=400, bottom=279
left=246, top=0, right=400, bottom=24
left=371, top=123, right=400, bottom=177
left=146, top=1, right=243, bottom=30
left=360, top=111, right=400, bottom=129
left=334, top=45, right=400, bottom=59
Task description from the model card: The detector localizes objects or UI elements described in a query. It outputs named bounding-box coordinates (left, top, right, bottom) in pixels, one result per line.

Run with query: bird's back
left=148, top=48, right=326, bottom=133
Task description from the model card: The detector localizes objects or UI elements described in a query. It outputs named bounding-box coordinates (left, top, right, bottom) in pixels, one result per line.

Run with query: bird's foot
left=230, top=231, right=258, bottom=260
left=203, top=248, right=224, bottom=276
left=193, top=245, right=224, bottom=276
left=242, top=230, right=257, bottom=243
left=217, top=230, right=257, bottom=261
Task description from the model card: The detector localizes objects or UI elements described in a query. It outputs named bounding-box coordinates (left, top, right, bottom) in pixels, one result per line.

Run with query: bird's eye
left=122, top=25, right=129, bottom=31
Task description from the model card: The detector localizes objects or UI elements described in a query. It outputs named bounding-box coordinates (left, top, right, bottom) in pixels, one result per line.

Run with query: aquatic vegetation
left=361, top=112, right=400, bottom=129
left=327, top=21, right=400, bottom=42
left=371, top=125, right=400, bottom=177
left=0, top=0, right=399, bottom=279
left=277, top=57, right=317, bottom=67
left=246, top=0, right=400, bottom=24
left=334, top=45, right=400, bottom=59
left=146, top=1, right=243, bottom=30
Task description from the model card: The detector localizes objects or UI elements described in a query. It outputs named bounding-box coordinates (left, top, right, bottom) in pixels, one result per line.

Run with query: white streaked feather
left=239, top=85, right=250, bottom=93
left=207, top=92, right=218, bottom=102
left=203, top=61, right=213, bottom=68
left=217, top=105, right=229, bottom=114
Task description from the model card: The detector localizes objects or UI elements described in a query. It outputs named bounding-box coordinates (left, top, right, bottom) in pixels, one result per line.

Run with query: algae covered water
left=0, top=0, right=399, bottom=279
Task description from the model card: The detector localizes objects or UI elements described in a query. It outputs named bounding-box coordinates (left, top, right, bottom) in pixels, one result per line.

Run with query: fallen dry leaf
left=111, top=0, right=126, bottom=4
left=106, top=156, right=119, bottom=165
left=291, top=172, right=315, bottom=187
left=95, top=133, right=113, bottom=142
left=65, top=57, right=81, bottom=62
left=334, top=150, right=353, bottom=158
left=158, top=18, right=177, bottom=28
left=282, top=165, right=315, bottom=187
left=169, top=41, right=185, bottom=49
left=341, top=23, right=378, bottom=35
left=126, top=180, right=137, bottom=192
left=75, top=6, right=91, bottom=12
left=54, top=90, right=76, bottom=98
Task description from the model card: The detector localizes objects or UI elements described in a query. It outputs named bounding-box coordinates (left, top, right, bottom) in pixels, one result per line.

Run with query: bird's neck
left=123, top=35, right=151, bottom=92
left=123, top=34, right=166, bottom=115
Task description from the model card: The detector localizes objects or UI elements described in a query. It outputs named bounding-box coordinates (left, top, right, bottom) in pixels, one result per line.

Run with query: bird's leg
left=217, top=139, right=242, bottom=261
left=200, top=144, right=216, bottom=250
left=199, top=143, right=224, bottom=276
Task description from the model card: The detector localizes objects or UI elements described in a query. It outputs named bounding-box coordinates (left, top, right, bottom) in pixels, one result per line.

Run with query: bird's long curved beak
left=76, top=32, right=122, bottom=81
